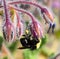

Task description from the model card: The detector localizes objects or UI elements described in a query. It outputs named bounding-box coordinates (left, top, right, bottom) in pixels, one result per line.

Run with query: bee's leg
left=29, top=39, right=39, bottom=50
left=19, top=38, right=31, bottom=49
left=18, top=46, right=30, bottom=49
left=52, top=23, right=55, bottom=33
left=47, top=23, right=52, bottom=33
left=32, top=36, right=39, bottom=43
left=20, top=38, right=28, bottom=47
left=35, top=37, right=39, bottom=43
left=30, top=45, right=36, bottom=50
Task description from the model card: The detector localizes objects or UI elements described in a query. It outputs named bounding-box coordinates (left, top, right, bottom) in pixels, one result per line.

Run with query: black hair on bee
left=18, top=30, right=40, bottom=50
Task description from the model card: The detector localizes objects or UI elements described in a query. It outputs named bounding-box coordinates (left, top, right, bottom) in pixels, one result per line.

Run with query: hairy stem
left=15, top=11, right=21, bottom=23
left=9, top=5, right=40, bottom=37
left=3, top=0, right=10, bottom=22
left=9, top=5, right=36, bottom=22
left=8, top=1, right=54, bottom=24
left=8, top=1, right=43, bottom=10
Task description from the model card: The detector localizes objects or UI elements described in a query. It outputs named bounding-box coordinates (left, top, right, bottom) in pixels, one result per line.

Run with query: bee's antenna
left=18, top=47, right=30, bottom=49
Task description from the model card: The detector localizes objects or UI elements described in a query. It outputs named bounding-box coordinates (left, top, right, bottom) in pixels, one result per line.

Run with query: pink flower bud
left=8, top=6, right=44, bottom=39
left=41, top=8, right=54, bottom=23
left=30, top=19, right=44, bottom=38
left=2, top=0, right=16, bottom=42
left=41, top=8, right=56, bottom=33
left=3, top=21, right=16, bottom=42
left=16, top=11, right=23, bottom=39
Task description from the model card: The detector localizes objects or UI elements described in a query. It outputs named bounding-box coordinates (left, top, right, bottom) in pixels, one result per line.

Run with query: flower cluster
left=8, top=0, right=55, bottom=33
left=0, top=0, right=55, bottom=44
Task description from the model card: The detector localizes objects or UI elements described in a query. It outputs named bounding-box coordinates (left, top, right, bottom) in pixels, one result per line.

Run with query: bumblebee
left=18, top=29, right=41, bottom=50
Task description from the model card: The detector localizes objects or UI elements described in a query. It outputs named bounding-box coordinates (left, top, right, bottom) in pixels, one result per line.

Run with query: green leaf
left=49, top=53, right=55, bottom=59
left=40, top=36, right=47, bottom=48
left=8, top=41, right=18, bottom=53
left=23, top=36, right=48, bottom=59
left=23, top=49, right=38, bottom=59
left=54, top=30, right=60, bottom=39
left=41, top=47, right=54, bottom=57
left=0, top=36, right=3, bottom=50
left=3, top=56, right=8, bottom=59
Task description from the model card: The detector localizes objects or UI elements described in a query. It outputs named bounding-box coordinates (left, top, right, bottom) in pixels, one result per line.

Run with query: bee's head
left=25, top=29, right=29, bottom=34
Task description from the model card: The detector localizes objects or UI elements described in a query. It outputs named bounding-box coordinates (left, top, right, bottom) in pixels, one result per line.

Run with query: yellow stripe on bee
left=36, top=38, right=41, bottom=49
left=25, top=30, right=29, bottom=34
left=21, top=36, right=25, bottom=38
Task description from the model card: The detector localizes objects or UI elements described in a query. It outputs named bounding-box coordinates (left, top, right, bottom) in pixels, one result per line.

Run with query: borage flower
left=8, top=0, right=54, bottom=21
left=41, top=8, right=54, bottom=23
left=2, top=0, right=16, bottom=42
left=29, top=19, right=43, bottom=49
left=41, top=8, right=56, bottom=33
left=15, top=11, right=23, bottom=39
left=8, top=0, right=55, bottom=33
left=9, top=5, right=44, bottom=38
left=3, top=21, right=16, bottom=42
left=9, top=6, right=44, bottom=49
left=30, top=19, right=44, bottom=39
left=10, top=8, right=23, bottom=39
left=8, top=1, right=54, bottom=24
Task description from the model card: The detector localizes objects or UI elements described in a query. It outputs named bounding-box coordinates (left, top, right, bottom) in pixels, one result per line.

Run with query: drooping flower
left=9, top=4, right=44, bottom=49
left=3, top=22, right=16, bottom=42
left=8, top=0, right=54, bottom=24
left=41, top=8, right=54, bottom=23
left=41, top=8, right=56, bottom=33
left=8, top=1, right=55, bottom=33
left=15, top=11, right=23, bottom=39
left=2, top=0, right=16, bottom=42
left=10, top=8, right=23, bottom=39
left=9, top=6, right=43, bottom=49
left=9, top=5, right=44, bottom=39
left=30, top=19, right=44, bottom=39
